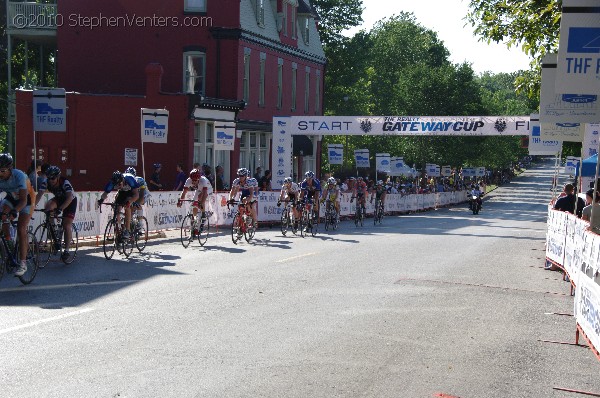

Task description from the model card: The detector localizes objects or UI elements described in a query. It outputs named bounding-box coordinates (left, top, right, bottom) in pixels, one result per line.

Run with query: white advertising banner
left=441, top=166, right=452, bottom=177
left=583, top=123, right=600, bottom=158
left=376, top=153, right=391, bottom=173
left=541, top=122, right=585, bottom=142
left=355, top=149, right=370, bottom=168
left=425, top=164, right=438, bottom=176
left=546, top=207, right=568, bottom=266
left=327, top=144, right=344, bottom=165
left=271, top=117, right=293, bottom=190
left=390, top=157, right=404, bottom=173
left=529, top=114, right=562, bottom=155
left=214, top=122, right=236, bottom=151
left=141, top=108, right=169, bottom=143
left=565, top=156, right=581, bottom=174
left=33, top=88, right=67, bottom=132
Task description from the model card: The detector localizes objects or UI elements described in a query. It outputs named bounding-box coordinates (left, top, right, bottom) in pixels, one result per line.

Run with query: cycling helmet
left=283, top=177, right=293, bottom=184
left=111, top=171, right=124, bottom=184
left=125, top=167, right=136, bottom=176
left=45, top=165, right=61, bottom=179
left=377, top=180, right=383, bottom=185
left=327, top=177, right=336, bottom=184
left=357, top=176, right=363, bottom=181
left=305, top=171, right=315, bottom=179
left=189, top=168, right=201, bottom=181
left=153, top=163, right=162, bottom=169
left=237, top=168, right=249, bottom=177
left=349, top=177, right=355, bottom=181
left=0, top=153, right=13, bottom=169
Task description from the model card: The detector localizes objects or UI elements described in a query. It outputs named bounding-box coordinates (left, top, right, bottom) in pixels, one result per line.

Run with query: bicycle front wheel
left=34, top=224, right=53, bottom=268
left=231, top=213, right=243, bottom=244
left=135, top=216, right=149, bottom=252
left=280, top=208, right=290, bottom=236
left=197, top=217, right=209, bottom=246
left=17, top=232, right=40, bottom=285
left=61, top=223, right=79, bottom=264
left=244, top=218, right=255, bottom=242
left=103, top=220, right=116, bottom=260
left=181, top=214, right=193, bottom=248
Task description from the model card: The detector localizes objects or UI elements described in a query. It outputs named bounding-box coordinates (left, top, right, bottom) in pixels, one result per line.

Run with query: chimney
left=145, top=63, right=163, bottom=97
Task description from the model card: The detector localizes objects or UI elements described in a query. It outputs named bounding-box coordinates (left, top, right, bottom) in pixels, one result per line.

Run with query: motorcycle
left=471, top=194, right=482, bottom=214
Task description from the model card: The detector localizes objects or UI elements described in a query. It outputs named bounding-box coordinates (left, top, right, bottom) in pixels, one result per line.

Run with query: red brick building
left=10, top=0, right=325, bottom=189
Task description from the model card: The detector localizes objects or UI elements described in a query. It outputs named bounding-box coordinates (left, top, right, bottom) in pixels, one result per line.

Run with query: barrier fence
left=30, top=190, right=469, bottom=239
left=545, top=208, right=600, bottom=360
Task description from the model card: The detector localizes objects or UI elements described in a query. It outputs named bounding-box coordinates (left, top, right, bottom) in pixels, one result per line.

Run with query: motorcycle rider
left=469, top=184, right=483, bottom=210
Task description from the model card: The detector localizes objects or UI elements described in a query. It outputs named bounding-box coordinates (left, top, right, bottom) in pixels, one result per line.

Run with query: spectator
left=215, top=165, right=225, bottom=191
left=259, top=170, right=272, bottom=191
left=582, top=189, right=600, bottom=230
left=202, top=164, right=215, bottom=188
left=254, top=166, right=262, bottom=181
left=553, top=183, right=585, bottom=217
left=173, top=163, right=186, bottom=191
left=148, top=163, right=163, bottom=191
left=340, top=178, right=348, bottom=192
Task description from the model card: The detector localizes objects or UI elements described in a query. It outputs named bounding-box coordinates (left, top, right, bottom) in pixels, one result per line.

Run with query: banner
left=583, top=123, right=600, bottom=159
left=441, top=166, right=452, bottom=177
left=214, top=122, right=236, bottom=151
left=462, top=168, right=476, bottom=178
left=541, top=122, right=585, bottom=142
left=476, top=167, right=486, bottom=177
left=425, top=164, right=438, bottom=176
left=33, top=88, right=66, bottom=132
left=390, top=157, right=404, bottom=173
left=124, top=148, right=138, bottom=166
left=565, top=156, right=581, bottom=175
left=376, top=153, right=391, bottom=173
left=271, top=117, right=293, bottom=190
left=327, top=144, right=344, bottom=165
left=355, top=149, right=370, bottom=168
left=141, top=108, right=169, bottom=143
left=529, top=114, right=562, bottom=155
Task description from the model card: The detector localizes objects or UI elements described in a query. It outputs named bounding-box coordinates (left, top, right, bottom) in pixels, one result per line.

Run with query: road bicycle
left=298, top=198, right=318, bottom=237
left=100, top=202, right=134, bottom=259
left=130, top=203, right=149, bottom=252
left=322, top=199, right=339, bottom=231
left=373, top=198, right=384, bottom=225
left=180, top=200, right=210, bottom=248
left=34, top=209, right=79, bottom=267
left=351, top=196, right=365, bottom=227
left=0, top=217, right=40, bottom=285
left=279, top=200, right=298, bottom=236
left=228, top=200, right=256, bottom=244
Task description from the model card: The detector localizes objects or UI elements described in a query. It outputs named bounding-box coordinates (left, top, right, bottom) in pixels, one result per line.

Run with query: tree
left=465, top=0, right=561, bottom=97
left=311, top=0, right=364, bottom=48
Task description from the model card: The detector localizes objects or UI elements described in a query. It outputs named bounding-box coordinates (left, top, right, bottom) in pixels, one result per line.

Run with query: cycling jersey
left=300, top=179, right=321, bottom=200
left=135, top=176, right=149, bottom=199
left=372, top=186, right=386, bottom=199
left=354, top=181, right=367, bottom=194
left=184, top=175, right=213, bottom=201
left=103, top=173, right=140, bottom=193
left=41, top=176, right=75, bottom=202
left=322, top=185, right=340, bottom=201
left=281, top=182, right=300, bottom=196
left=0, top=169, right=33, bottom=214
left=232, top=177, right=258, bottom=199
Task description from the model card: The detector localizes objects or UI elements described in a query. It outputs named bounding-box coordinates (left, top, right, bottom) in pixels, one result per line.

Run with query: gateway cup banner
left=290, top=116, right=529, bottom=136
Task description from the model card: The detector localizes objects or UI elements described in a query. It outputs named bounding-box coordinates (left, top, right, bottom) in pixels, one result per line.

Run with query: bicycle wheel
left=34, top=224, right=53, bottom=268
left=17, top=232, right=40, bottom=285
left=360, top=207, right=364, bottom=227
left=379, top=205, right=384, bottom=224
left=300, top=210, right=308, bottom=238
left=280, top=208, right=290, bottom=236
left=231, top=213, right=243, bottom=244
left=103, top=220, right=116, bottom=260
left=61, top=223, right=79, bottom=264
left=0, top=244, right=6, bottom=282
left=244, top=217, right=255, bottom=242
left=354, top=207, right=359, bottom=227
left=181, top=214, right=193, bottom=248
left=135, top=216, right=148, bottom=252
left=197, top=217, right=209, bottom=246
left=311, top=210, right=318, bottom=237
left=324, top=211, right=330, bottom=231
left=122, top=233, right=134, bottom=258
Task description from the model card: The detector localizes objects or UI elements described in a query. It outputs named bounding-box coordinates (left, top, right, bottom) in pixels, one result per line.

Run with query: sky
left=343, top=0, right=532, bottom=75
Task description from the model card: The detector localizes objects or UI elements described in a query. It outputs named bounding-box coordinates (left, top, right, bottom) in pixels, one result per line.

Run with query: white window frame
left=304, top=67, right=310, bottom=114
left=239, top=131, right=271, bottom=174
left=259, top=53, right=266, bottom=107
left=291, top=4, right=297, bottom=39
left=243, top=48, right=251, bottom=103
left=184, top=0, right=207, bottom=12
left=315, top=70, right=321, bottom=115
left=256, top=0, right=265, bottom=26
left=282, top=1, right=288, bottom=36
left=194, top=121, right=215, bottom=167
left=291, top=63, right=297, bottom=111
left=183, top=51, right=206, bottom=95
left=277, top=58, right=283, bottom=109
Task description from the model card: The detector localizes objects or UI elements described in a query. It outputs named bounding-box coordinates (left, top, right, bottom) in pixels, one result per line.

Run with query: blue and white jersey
left=300, top=178, right=321, bottom=193
left=103, top=173, right=140, bottom=193
left=232, top=177, right=258, bottom=197
left=0, top=169, right=28, bottom=201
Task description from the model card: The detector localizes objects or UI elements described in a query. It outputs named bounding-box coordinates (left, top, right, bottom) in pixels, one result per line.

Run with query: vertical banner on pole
left=141, top=109, right=169, bottom=143
left=33, top=88, right=67, bottom=132
left=272, top=117, right=293, bottom=190
left=375, top=153, right=390, bottom=174
left=214, top=122, right=236, bottom=151
left=354, top=149, right=370, bottom=168
left=327, top=144, right=344, bottom=165
left=529, top=113, right=563, bottom=155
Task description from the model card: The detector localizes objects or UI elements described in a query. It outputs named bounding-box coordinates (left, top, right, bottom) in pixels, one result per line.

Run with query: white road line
left=0, top=308, right=94, bottom=335
left=0, top=279, right=140, bottom=293
left=275, top=252, right=318, bottom=263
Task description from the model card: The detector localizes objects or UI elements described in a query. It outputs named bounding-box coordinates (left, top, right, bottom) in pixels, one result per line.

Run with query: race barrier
left=545, top=208, right=600, bottom=361
left=28, top=190, right=469, bottom=238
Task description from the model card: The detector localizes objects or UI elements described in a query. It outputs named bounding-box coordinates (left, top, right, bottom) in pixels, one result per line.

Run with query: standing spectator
left=202, top=164, right=215, bottom=188
left=259, top=170, right=272, bottom=191
left=254, top=166, right=262, bottom=181
left=215, top=165, right=225, bottom=191
left=173, top=163, right=186, bottom=191
left=553, top=183, right=585, bottom=217
left=148, top=163, right=163, bottom=191
left=582, top=189, right=600, bottom=229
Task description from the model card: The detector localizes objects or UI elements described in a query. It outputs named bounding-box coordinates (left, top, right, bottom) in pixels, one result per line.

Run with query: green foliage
left=311, top=0, right=364, bottom=48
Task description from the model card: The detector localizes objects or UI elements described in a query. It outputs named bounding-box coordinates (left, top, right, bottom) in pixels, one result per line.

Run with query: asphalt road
left=0, top=160, right=597, bottom=398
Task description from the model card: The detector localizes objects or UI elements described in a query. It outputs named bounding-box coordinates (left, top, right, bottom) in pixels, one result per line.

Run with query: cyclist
left=177, top=168, right=213, bottom=232
left=38, top=165, right=77, bottom=261
left=0, top=153, right=33, bottom=276
left=97, top=170, right=140, bottom=240
left=370, top=180, right=387, bottom=213
left=300, top=171, right=321, bottom=229
left=320, top=177, right=340, bottom=221
left=228, top=168, right=258, bottom=227
left=124, top=167, right=148, bottom=220
left=277, top=176, right=301, bottom=223
left=351, top=176, right=368, bottom=213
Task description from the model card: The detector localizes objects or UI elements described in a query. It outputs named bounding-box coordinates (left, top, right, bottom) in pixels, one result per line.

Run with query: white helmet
left=327, top=177, right=336, bottom=184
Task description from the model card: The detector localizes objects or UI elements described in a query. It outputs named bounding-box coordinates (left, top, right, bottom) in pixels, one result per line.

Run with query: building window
left=239, top=131, right=271, bottom=175
left=302, top=17, right=310, bottom=44
left=259, top=53, right=266, bottom=107
left=243, top=49, right=251, bottom=103
left=256, top=0, right=265, bottom=26
left=315, top=71, right=320, bottom=115
left=184, top=52, right=205, bottom=94
left=291, top=4, right=296, bottom=38
left=291, top=63, right=297, bottom=111
left=194, top=121, right=214, bottom=167
left=185, top=0, right=206, bottom=12
left=277, top=59, right=283, bottom=109
left=304, top=68, right=310, bottom=114
left=282, top=1, right=288, bottom=36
